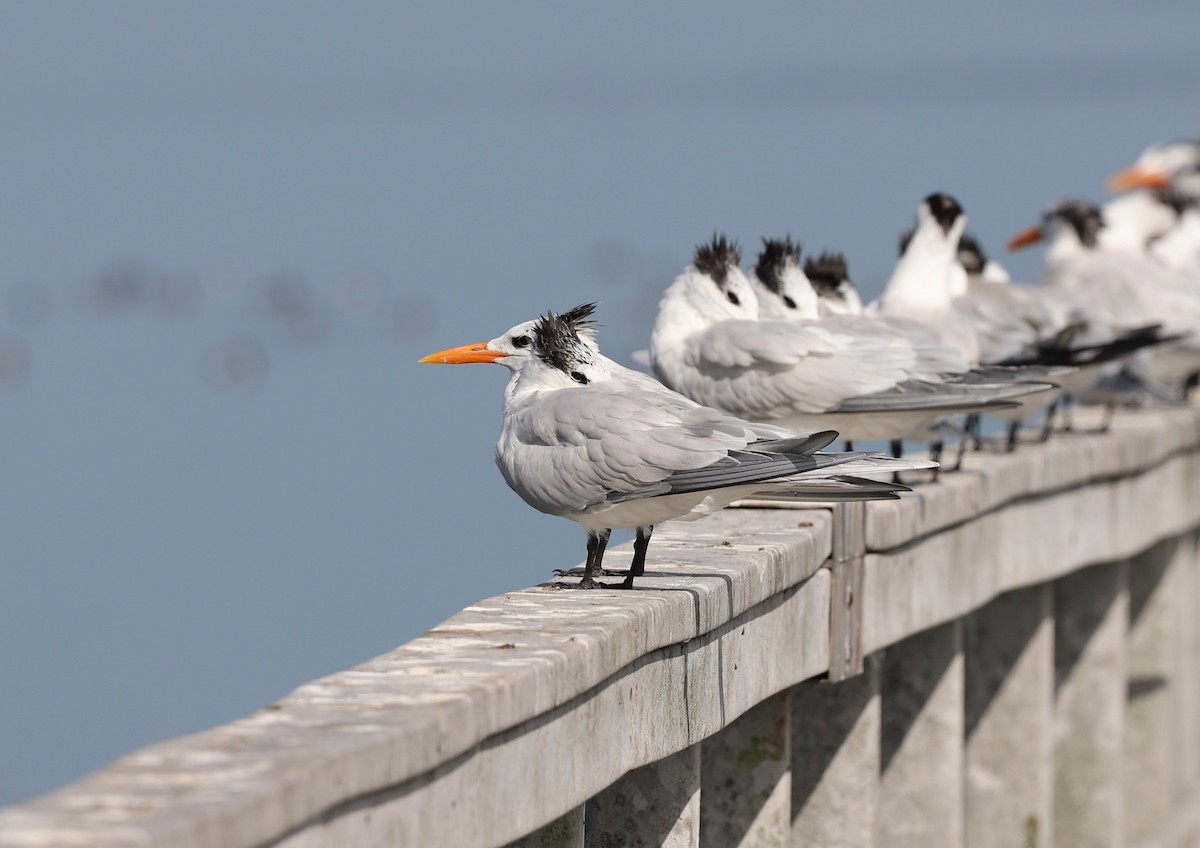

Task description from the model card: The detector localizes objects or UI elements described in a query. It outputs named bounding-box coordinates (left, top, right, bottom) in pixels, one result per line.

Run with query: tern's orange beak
left=1108, top=165, right=1172, bottom=193
left=419, top=342, right=507, bottom=364
left=1006, top=225, right=1045, bottom=252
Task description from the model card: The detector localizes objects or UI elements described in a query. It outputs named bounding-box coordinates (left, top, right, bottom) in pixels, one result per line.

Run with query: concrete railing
left=4, top=406, right=1200, bottom=847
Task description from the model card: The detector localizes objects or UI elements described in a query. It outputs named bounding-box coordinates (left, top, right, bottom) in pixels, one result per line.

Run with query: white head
left=1100, top=191, right=1180, bottom=252
left=879, top=192, right=968, bottom=311
left=654, top=234, right=759, bottom=327
left=752, top=237, right=820, bottom=320
left=957, top=232, right=1011, bottom=284
left=1110, top=139, right=1200, bottom=194
left=420, top=303, right=612, bottom=396
left=1007, top=198, right=1105, bottom=265
left=802, top=251, right=864, bottom=315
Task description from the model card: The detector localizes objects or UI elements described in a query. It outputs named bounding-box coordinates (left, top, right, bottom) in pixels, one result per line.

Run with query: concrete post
left=964, top=584, right=1053, bottom=848
left=1054, top=560, right=1128, bottom=848
left=585, top=744, right=701, bottom=848
left=1125, top=539, right=1181, bottom=843
left=509, top=807, right=585, bottom=848
left=1177, top=530, right=1200, bottom=802
left=699, top=691, right=790, bottom=848
left=790, top=657, right=880, bottom=848
left=878, top=620, right=965, bottom=848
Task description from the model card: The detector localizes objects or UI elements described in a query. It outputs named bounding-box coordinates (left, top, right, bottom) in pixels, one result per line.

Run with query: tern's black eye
left=512, top=335, right=531, bottom=348
left=783, top=296, right=797, bottom=309
left=726, top=291, right=740, bottom=306
left=570, top=371, right=589, bottom=385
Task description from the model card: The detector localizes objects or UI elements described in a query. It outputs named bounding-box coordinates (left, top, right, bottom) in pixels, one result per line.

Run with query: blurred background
left=0, top=0, right=1197, bottom=806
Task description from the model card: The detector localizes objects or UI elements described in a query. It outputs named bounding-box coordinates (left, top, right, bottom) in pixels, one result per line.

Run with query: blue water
left=1, top=1, right=1198, bottom=805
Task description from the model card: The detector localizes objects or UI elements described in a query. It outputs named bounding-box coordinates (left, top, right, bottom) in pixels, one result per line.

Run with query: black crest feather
left=693, top=233, right=741, bottom=286
left=532, top=303, right=596, bottom=373
left=803, top=251, right=850, bottom=296
left=923, top=192, right=965, bottom=233
left=754, top=236, right=802, bottom=294
left=957, top=232, right=988, bottom=275
left=1046, top=199, right=1104, bottom=248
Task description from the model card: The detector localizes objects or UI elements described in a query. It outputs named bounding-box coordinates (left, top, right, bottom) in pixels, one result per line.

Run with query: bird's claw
left=552, top=567, right=619, bottom=578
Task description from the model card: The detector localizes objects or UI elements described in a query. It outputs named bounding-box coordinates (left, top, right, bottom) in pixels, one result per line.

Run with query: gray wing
left=953, top=286, right=1043, bottom=364
left=496, top=384, right=830, bottom=515
left=668, top=319, right=919, bottom=417
left=829, top=378, right=1053, bottom=413
left=606, top=441, right=862, bottom=504
left=822, top=314, right=971, bottom=378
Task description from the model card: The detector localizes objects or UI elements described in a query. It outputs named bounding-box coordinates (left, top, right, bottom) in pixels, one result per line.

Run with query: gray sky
left=1, top=0, right=1198, bottom=805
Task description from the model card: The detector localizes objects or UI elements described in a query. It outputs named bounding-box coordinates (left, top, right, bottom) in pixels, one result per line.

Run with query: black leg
left=1039, top=398, right=1058, bottom=442
left=844, top=440, right=854, bottom=452
left=964, top=413, right=981, bottom=451
left=951, top=434, right=968, bottom=472
left=929, top=441, right=942, bottom=482
left=620, top=525, right=654, bottom=589
left=1062, top=396, right=1075, bottom=432
left=1006, top=421, right=1019, bottom=452
left=579, top=529, right=611, bottom=589
left=889, top=439, right=904, bottom=484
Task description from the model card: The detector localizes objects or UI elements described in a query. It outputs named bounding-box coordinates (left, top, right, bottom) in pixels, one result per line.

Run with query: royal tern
left=802, top=251, right=864, bottom=317
left=1007, top=198, right=1200, bottom=396
left=1109, top=138, right=1200, bottom=196
left=1110, top=147, right=1200, bottom=270
left=756, top=235, right=1070, bottom=452
left=421, top=303, right=933, bottom=589
left=754, top=237, right=981, bottom=380
left=648, top=235, right=1051, bottom=455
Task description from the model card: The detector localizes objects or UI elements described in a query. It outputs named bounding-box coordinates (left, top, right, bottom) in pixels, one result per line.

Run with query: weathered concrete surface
left=790, top=657, right=880, bottom=848
left=829, top=501, right=866, bottom=682
left=964, top=585, right=1053, bottom=848
left=878, top=622, right=964, bottom=848
left=866, top=406, right=1200, bottom=552
left=862, top=408, right=1200, bottom=654
left=585, top=745, right=700, bottom=848
left=1177, top=531, right=1200, bottom=803
left=0, top=510, right=830, bottom=848
left=4, top=406, right=1200, bottom=848
left=699, top=691, right=790, bottom=848
left=509, top=808, right=584, bottom=848
left=1055, top=561, right=1128, bottom=848
left=1125, top=539, right=1180, bottom=844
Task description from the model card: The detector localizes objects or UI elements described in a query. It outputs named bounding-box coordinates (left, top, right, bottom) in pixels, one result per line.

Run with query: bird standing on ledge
left=421, top=303, right=934, bottom=589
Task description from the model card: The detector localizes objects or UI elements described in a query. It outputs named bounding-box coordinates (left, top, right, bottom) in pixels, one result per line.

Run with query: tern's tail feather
left=999, top=324, right=1187, bottom=368
left=755, top=469, right=933, bottom=502
left=790, top=454, right=937, bottom=478
left=833, top=379, right=1053, bottom=413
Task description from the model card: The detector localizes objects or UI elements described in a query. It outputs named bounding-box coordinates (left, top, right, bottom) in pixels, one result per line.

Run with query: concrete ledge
left=0, top=511, right=832, bottom=848
left=866, top=407, right=1200, bottom=552
left=4, top=407, right=1200, bottom=847
left=863, top=444, right=1200, bottom=654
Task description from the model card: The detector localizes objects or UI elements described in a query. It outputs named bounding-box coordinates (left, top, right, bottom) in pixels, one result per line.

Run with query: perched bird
left=649, top=235, right=1050, bottom=461
left=1007, top=198, right=1200, bottom=396
left=802, top=251, right=863, bottom=317
left=753, top=235, right=1064, bottom=453
left=1108, top=138, right=1200, bottom=196
left=957, top=232, right=1013, bottom=285
left=420, top=303, right=934, bottom=589
left=1109, top=145, right=1200, bottom=270
left=874, top=193, right=979, bottom=363
left=754, top=237, right=983, bottom=381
